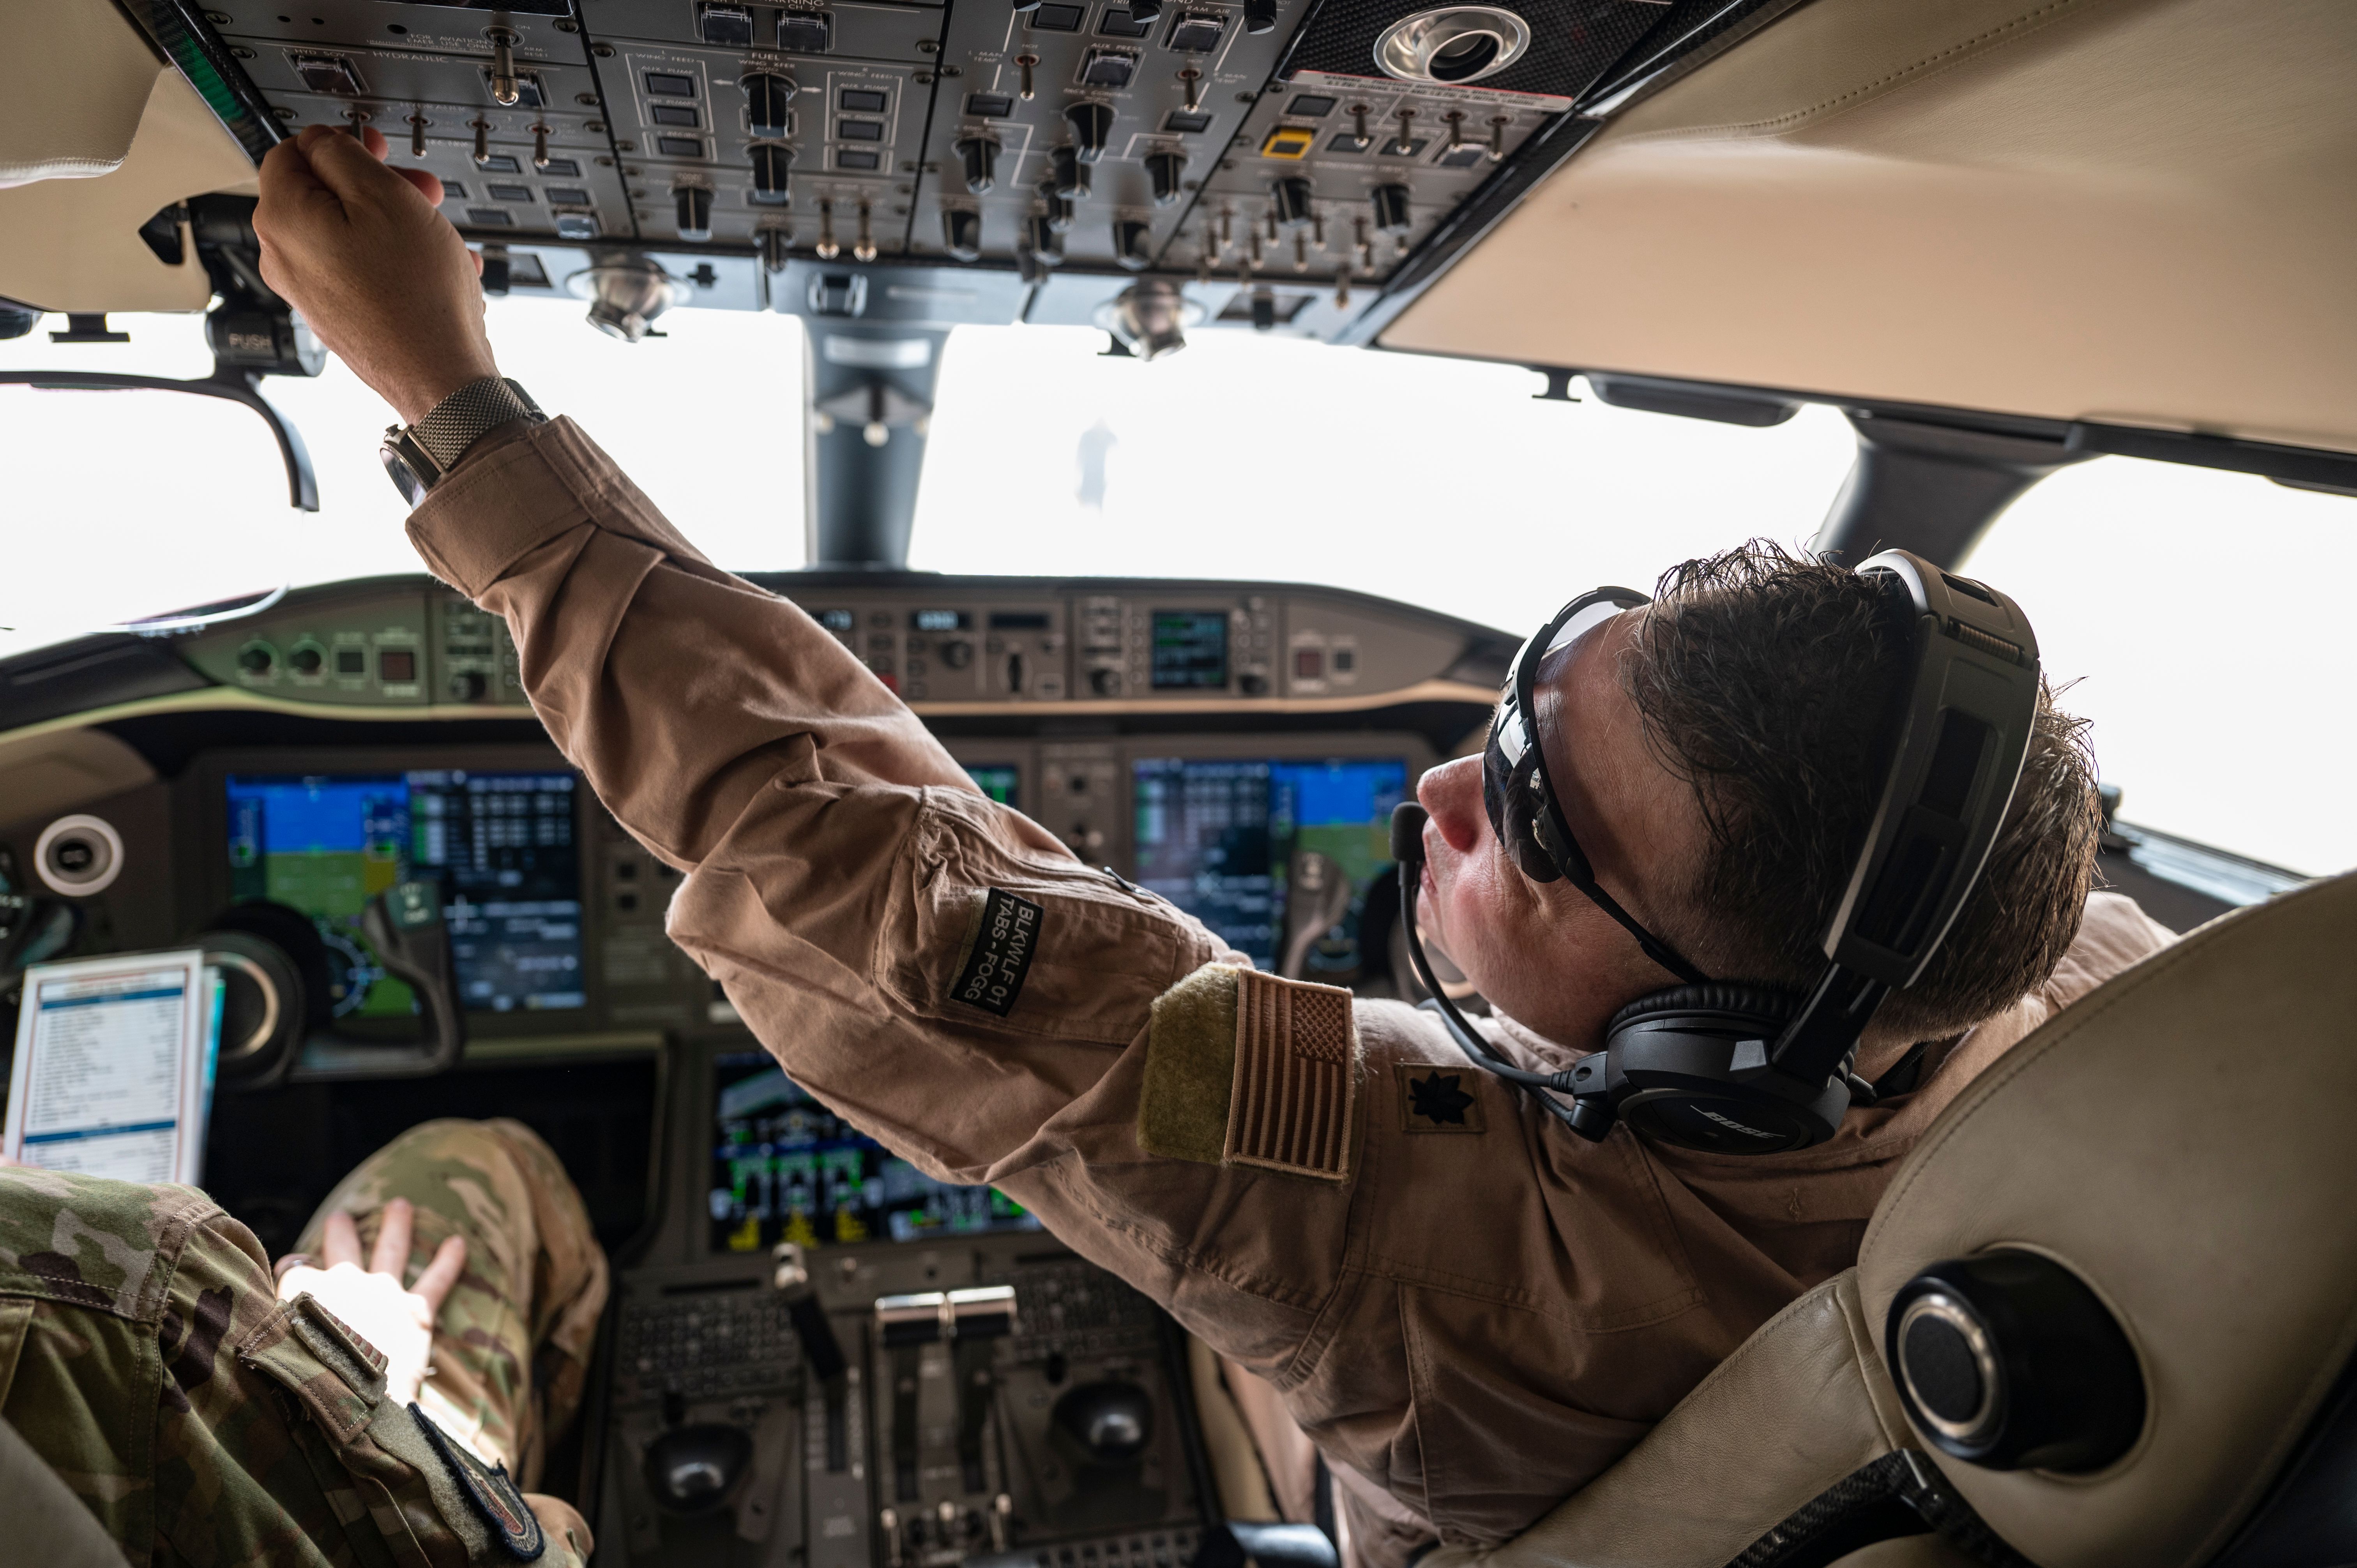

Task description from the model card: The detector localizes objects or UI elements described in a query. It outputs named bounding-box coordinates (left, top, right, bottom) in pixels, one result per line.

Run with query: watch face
left=380, top=440, right=432, bottom=507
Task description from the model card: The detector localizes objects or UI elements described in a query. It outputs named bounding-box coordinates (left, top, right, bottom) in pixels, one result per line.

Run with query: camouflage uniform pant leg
left=290, top=1118, right=610, bottom=1491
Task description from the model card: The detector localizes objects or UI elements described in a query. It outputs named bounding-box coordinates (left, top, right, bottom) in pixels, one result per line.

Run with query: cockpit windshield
left=0, top=298, right=1854, bottom=645
left=4, top=301, right=2352, bottom=876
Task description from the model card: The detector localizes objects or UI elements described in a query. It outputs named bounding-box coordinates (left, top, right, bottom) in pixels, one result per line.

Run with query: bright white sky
left=3, top=296, right=2351, bottom=874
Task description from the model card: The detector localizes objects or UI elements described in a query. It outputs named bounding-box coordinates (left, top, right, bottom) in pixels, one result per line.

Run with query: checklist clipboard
left=4, top=949, right=224, bottom=1185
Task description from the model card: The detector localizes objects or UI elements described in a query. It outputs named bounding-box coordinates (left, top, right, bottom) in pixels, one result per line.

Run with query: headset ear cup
left=1607, top=983, right=1800, bottom=1040
left=1604, top=982, right=1847, bottom=1155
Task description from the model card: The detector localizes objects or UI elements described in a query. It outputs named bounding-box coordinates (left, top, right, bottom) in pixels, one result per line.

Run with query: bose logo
left=1697, top=1107, right=1777, bottom=1141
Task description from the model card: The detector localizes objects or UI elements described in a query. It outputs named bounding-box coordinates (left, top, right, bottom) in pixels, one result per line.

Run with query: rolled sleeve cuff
left=404, top=416, right=714, bottom=598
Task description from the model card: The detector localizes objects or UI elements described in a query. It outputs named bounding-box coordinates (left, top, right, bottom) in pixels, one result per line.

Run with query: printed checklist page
left=4, top=951, right=212, bottom=1185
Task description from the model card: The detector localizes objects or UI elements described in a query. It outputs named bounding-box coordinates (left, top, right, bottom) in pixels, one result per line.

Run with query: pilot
left=15, top=122, right=2177, bottom=1568
left=0, top=1117, right=606, bottom=1564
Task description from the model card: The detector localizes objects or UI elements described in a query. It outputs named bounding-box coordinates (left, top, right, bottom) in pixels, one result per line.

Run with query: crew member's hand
left=276, top=1198, right=466, bottom=1407
left=253, top=124, right=501, bottom=425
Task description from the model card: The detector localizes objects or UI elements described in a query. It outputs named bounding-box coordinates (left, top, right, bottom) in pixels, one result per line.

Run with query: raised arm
left=249, top=121, right=1353, bottom=1384
left=401, top=414, right=1049, bottom=869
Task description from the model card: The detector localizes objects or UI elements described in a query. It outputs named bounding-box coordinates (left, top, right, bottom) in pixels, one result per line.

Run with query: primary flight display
left=225, top=769, right=586, bottom=1016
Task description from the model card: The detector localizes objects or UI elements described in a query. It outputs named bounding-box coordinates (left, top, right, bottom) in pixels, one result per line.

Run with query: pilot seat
left=1424, top=868, right=2357, bottom=1568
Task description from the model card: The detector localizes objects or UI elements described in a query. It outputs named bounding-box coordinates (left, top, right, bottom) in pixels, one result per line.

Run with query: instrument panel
left=174, top=572, right=1502, bottom=712
left=0, top=570, right=1500, bottom=1568
left=0, top=571, right=1497, bottom=1063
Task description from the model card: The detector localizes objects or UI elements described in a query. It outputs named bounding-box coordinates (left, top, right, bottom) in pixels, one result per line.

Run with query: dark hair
left=1620, top=541, right=2101, bottom=1044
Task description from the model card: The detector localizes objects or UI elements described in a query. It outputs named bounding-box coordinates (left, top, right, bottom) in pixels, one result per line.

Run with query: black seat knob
left=1886, top=1250, right=2145, bottom=1472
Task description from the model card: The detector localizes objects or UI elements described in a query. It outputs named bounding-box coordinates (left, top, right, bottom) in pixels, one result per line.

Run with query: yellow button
left=1260, top=125, right=1315, bottom=160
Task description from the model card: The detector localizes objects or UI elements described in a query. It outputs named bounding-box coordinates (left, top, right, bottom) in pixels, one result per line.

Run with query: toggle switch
left=675, top=185, right=714, bottom=240
left=1371, top=182, right=1411, bottom=234
left=1044, top=185, right=1076, bottom=231
left=1050, top=144, right=1088, bottom=200
left=486, top=27, right=521, bottom=105
left=1270, top=176, right=1313, bottom=228
left=1065, top=101, right=1115, bottom=163
left=1024, top=212, right=1063, bottom=265
left=956, top=133, right=999, bottom=194
left=1145, top=149, right=1186, bottom=207
left=407, top=112, right=429, bottom=159
left=943, top=208, right=983, bottom=261
left=744, top=72, right=797, bottom=139
left=750, top=141, right=794, bottom=205
left=470, top=117, right=491, bottom=167
left=1113, top=217, right=1153, bottom=271
left=760, top=226, right=792, bottom=272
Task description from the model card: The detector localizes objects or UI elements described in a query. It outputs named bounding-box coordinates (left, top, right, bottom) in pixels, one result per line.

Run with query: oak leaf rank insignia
left=1398, top=1062, right=1485, bottom=1133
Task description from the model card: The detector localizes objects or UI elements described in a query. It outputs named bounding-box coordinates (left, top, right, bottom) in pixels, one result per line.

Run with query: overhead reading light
left=1096, top=280, right=1202, bottom=361
left=1373, top=5, right=1529, bottom=85
left=565, top=258, right=691, bottom=341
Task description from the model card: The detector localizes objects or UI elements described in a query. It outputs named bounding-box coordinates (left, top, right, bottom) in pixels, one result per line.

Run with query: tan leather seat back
left=1860, top=871, right=2357, bottom=1568
left=1422, top=1269, right=1914, bottom=1568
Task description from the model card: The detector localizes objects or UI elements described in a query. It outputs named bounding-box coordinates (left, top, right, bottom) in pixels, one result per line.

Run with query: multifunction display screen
left=708, top=1052, right=1042, bottom=1252
left=1149, top=610, right=1229, bottom=690
left=225, top=770, right=585, bottom=1016
left=965, top=764, right=1019, bottom=806
left=1131, top=757, right=1408, bottom=971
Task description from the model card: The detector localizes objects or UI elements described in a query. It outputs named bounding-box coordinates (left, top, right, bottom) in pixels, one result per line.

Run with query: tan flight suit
left=406, top=417, right=2176, bottom=1566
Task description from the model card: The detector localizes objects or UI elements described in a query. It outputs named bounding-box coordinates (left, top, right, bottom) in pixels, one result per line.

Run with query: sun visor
left=0, top=0, right=172, bottom=187
left=0, top=64, right=256, bottom=313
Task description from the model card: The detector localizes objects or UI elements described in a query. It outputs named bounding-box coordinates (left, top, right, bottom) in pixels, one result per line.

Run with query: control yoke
left=360, top=879, right=466, bottom=1073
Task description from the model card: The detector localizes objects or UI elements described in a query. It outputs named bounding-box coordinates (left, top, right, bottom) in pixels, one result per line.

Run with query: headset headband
left=1768, top=550, right=2044, bottom=1086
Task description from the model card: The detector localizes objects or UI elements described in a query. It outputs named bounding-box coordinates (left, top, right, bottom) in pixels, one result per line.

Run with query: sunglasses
left=1481, top=587, right=1708, bottom=986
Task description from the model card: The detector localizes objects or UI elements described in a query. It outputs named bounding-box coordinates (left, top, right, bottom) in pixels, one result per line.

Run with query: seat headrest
left=1861, top=871, right=2357, bottom=1568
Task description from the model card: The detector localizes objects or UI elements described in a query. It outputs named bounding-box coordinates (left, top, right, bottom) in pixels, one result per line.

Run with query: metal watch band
left=406, top=376, right=544, bottom=470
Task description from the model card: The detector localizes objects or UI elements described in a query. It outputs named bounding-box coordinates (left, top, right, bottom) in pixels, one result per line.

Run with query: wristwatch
left=379, top=376, right=546, bottom=505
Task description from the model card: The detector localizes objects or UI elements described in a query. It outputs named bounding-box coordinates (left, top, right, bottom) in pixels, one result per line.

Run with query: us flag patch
left=1222, top=968, right=1357, bottom=1181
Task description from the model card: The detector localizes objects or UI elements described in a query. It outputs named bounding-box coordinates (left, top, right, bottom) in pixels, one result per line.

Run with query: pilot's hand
left=276, top=1198, right=466, bottom=1407
left=254, top=123, right=501, bottom=426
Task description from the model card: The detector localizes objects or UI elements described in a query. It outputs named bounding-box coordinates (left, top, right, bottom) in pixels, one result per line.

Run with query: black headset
left=1392, top=549, right=2045, bottom=1155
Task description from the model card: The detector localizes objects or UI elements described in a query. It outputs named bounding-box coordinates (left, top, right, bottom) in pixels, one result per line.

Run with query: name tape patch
left=953, top=889, right=1044, bottom=1017
left=410, top=1402, right=546, bottom=1560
